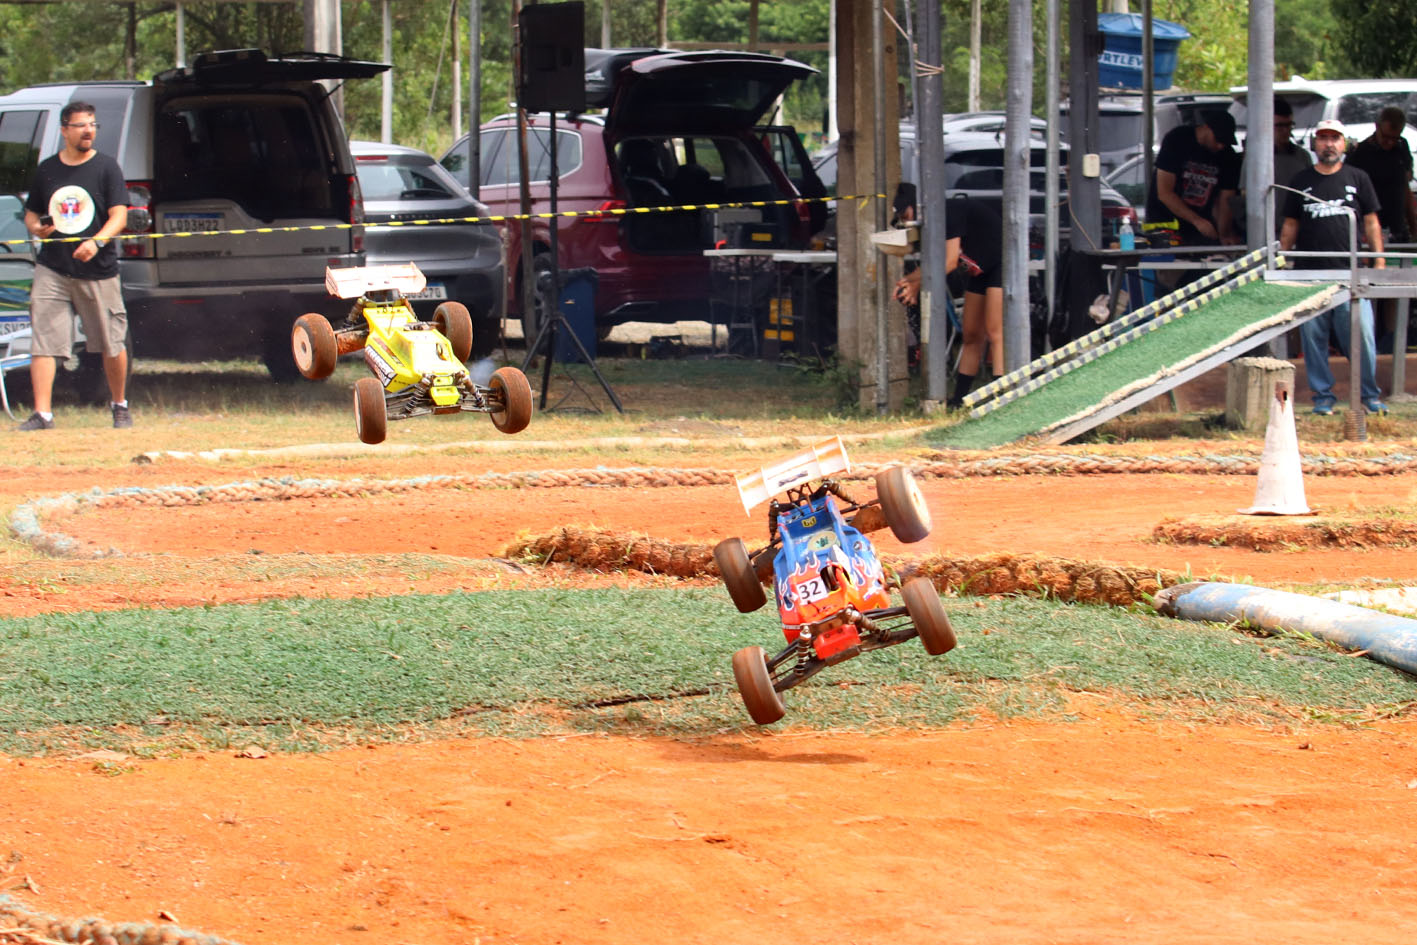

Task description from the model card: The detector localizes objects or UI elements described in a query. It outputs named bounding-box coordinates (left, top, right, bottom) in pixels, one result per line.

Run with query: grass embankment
left=1, top=588, right=1410, bottom=756
left=931, top=281, right=1331, bottom=450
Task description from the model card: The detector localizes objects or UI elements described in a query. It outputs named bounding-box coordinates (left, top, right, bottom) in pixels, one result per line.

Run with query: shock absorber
left=823, top=478, right=860, bottom=507
left=792, top=635, right=813, bottom=676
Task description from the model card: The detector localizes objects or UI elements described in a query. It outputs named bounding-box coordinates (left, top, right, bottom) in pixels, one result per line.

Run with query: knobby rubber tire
left=732, top=645, right=786, bottom=725
left=433, top=301, right=474, bottom=364
left=714, top=537, right=767, bottom=613
left=876, top=465, right=932, bottom=543
left=292, top=313, right=338, bottom=380
left=489, top=366, right=532, bottom=434
left=353, top=376, right=387, bottom=444
left=903, top=577, right=957, bottom=656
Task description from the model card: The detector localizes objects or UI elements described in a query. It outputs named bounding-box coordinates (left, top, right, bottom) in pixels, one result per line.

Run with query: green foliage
left=1275, top=0, right=1348, bottom=79
left=1330, top=0, right=1417, bottom=76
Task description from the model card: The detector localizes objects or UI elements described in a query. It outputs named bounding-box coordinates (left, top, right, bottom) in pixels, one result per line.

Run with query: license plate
left=406, top=282, right=447, bottom=301
left=161, top=213, right=223, bottom=233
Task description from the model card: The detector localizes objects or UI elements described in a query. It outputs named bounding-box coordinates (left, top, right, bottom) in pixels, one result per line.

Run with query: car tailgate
left=153, top=201, right=354, bottom=285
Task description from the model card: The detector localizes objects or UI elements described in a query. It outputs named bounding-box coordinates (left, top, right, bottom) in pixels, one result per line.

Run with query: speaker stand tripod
left=517, top=109, right=622, bottom=414
left=520, top=298, right=623, bottom=413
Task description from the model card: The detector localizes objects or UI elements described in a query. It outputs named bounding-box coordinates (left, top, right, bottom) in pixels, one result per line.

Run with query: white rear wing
left=325, top=263, right=427, bottom=300
left=735, top=436, right=850, bottom=513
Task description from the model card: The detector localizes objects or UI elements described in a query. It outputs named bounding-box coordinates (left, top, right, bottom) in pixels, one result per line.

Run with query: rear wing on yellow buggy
left=735, top=436, right=850, bottom=513
left=325, top=263, right=427, bottom=300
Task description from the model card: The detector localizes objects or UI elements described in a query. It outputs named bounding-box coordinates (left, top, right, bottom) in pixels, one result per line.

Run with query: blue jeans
left=1299, top=298, right=1382, bottom=407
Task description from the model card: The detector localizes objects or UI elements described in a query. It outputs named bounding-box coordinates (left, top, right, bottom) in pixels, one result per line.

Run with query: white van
left=1230, top=78, right=1417, bottom=153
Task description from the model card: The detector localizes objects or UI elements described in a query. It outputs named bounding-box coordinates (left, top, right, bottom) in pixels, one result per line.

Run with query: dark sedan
left=351, top=140, right=505, bottom=357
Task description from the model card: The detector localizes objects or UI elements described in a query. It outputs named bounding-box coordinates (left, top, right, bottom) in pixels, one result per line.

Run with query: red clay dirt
left=4, top=455, right=1417, bottom=944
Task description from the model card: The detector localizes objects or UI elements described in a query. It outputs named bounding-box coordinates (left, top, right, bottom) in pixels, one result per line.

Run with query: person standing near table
left=894, top=195, right=1003, bottom=408
left=1146, top=110, right=1243, bottom=287
left=1346, top=105, right=1416, bottom=353
left=1279, top=118, right=1386, bottom=416
left=20, top=101, right=130, bottom=431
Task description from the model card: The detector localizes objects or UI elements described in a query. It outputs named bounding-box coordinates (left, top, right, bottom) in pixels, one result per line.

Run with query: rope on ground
left=501, top=527, right=1190, bottom=608
left=0, top=894, right=245, bottom=945
left=11, top=452, right=1417, bottom=559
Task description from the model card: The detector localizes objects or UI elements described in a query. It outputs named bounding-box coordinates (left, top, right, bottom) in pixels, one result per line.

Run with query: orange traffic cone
left=1239, top=381, right=1311, bottom=515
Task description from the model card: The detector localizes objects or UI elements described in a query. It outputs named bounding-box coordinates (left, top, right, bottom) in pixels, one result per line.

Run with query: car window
left=813, top=149, right=837, bottom=196
left=1106, top=157, right=1148, bottom=210
left=477, top=127, right=582, bottom=186
left=155, top=97, right=335, bottom=216
left=356, top=162, right=456, bottom=201
left=1283, top=95, right=1327, bottom=129
left=1096, top=113, right=1146, bottom=153
left=0, top=109, right=48, bottom=195
left=1336, top=91, right=1417, bottom=125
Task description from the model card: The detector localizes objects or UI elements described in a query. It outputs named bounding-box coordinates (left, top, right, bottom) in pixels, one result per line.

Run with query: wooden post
left=836, top=0, right=905, bottom=412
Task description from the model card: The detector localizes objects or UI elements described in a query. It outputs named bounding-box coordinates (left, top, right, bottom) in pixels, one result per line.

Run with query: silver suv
left=0, top=49, right=388, bottom=380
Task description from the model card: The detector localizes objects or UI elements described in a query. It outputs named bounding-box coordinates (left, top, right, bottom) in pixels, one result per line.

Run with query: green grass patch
left=1, top=588, right=1411, bottom=755
left=931, top=281, right=1331, bottom=450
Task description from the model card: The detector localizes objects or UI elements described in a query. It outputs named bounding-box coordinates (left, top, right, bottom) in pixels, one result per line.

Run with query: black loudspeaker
left=517, top=2, right=586, bottom=113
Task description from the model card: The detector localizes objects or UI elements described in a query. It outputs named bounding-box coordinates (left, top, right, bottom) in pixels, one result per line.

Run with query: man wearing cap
left=1145, top=109, right=1243, bottom=269
left=1279, top=118, right=1386, bottom=416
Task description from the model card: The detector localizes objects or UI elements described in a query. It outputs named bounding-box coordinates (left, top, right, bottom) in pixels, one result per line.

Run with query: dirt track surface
left=5, top=448, right=1417, bottom=943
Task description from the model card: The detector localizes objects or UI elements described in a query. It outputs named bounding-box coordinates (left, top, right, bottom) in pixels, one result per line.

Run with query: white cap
left=1314, top=118, right=1347, bottom=138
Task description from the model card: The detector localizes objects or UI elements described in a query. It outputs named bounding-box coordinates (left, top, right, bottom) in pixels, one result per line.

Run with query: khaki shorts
left=29, top=264, right=128, bottom=358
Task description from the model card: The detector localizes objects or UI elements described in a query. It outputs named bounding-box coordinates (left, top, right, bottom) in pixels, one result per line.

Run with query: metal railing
left=1265, top=182, right=1417, bottom=432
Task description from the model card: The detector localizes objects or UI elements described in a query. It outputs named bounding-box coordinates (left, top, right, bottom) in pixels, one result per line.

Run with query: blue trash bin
left=1097, top=13, right=1190, bottom=91
left=553, top=267, right=599, bottom=363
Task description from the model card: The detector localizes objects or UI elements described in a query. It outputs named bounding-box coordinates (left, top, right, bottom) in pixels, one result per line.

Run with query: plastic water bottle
left=1118, top=217, right=1135, bottom=251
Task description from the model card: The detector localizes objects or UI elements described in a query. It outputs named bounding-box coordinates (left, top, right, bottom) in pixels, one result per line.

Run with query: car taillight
left=122, top=180, right=153, bottom=258
left=584, top=199, right=625, bottom=223
left=1101, top=205, right=1137, bottom=225
left=793, top=199, right=811, bottom=227
left=348, top=174, right=365, bottom=253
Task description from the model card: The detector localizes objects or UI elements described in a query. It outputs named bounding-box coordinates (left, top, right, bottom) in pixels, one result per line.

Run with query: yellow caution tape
left=2, top=193, right=885, bottom=247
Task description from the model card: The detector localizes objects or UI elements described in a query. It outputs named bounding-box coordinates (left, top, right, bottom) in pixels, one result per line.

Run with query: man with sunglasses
left=1347, top=105, right=1417, bottom=245
left=20, top=101, right=130, bottom=431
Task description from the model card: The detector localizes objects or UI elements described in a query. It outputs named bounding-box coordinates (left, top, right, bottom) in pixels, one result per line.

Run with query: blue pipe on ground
left=1153, top=582, right=1417, bottom=677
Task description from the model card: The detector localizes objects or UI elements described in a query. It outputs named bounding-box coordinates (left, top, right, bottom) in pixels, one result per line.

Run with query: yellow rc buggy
left=292, top=264, right=533, bottom=444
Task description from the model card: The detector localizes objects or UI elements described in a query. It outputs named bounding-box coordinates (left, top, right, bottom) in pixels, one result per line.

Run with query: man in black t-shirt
left=1279, top=118, right=1386, bottom=415
left=20, top=101, right=130, bottom=431
left=1145, top=110, right=1243, bottom=247
left=894, top=196, right=1004, bottom=407
left=1346, top=105, right=1417, bottom=243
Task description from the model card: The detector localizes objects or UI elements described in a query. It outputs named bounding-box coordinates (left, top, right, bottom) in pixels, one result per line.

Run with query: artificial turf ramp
left=931, top=279, right=1338, bottom=450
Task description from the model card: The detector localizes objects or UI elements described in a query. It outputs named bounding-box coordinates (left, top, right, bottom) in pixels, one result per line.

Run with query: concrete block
left=1225, top=356, right=1296, bottom=431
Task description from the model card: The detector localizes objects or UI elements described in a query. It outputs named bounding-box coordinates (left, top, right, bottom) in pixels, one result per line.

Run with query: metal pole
left=968, top=0, right=981, bottom=112
left=1044, top=0, right=1060, bottom=354
left=827, top=0, right=838, bottom=142
left=1002, top=0, right=1032, bottom=372
left=381, top=0, right=393, bottom=144
left=175, top=2, right=186, bottom=69
left=468, top=0, right=482, bottom=198
left=1246, top=0, right=1275, bottom=252
left=872, top=0, right=889, bottom=414
left=1348, top=210, right=1367, bottom=437
left=1142, top=0, right=1153, bottom=185
left=918, top=0, right=949, bottom=406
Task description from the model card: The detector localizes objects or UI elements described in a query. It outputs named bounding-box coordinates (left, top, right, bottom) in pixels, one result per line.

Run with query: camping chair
left=0, top=348, right=31, bottom=420
left=0, top=254, right=35, bottom=420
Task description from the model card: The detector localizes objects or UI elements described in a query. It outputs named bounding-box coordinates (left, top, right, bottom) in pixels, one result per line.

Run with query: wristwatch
left=92, top=237, right=108, bottom=248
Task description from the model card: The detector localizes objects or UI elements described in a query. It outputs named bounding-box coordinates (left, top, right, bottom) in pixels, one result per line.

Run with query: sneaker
left=17, top=411, right=53, bottom=431
left=1311, top=403, right=1334, bottom=416
left=1364, top=399, right=1388, bottom=415
left=111, top=403, right=132, bottom=428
